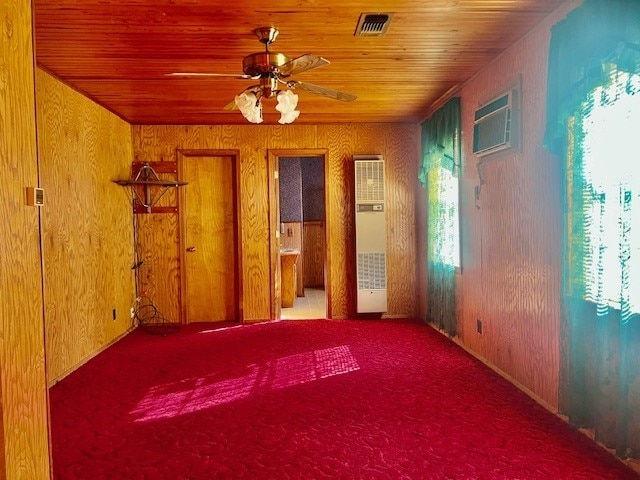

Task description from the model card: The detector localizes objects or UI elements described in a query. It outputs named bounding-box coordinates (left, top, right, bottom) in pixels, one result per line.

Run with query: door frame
left=177, top=149, right=243, bottom=324
left=267, top=149, right=330, bottom=320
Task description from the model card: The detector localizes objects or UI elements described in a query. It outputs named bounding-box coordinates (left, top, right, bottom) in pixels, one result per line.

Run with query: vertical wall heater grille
left=354, top=155, right=387, bottom=313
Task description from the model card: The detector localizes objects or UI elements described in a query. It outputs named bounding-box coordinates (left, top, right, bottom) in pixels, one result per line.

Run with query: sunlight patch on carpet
left=130, top=345, right=359, bottom=423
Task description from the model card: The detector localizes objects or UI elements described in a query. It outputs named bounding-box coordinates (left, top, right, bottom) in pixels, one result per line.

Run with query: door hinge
left=274, top=170, right=279, bottom=179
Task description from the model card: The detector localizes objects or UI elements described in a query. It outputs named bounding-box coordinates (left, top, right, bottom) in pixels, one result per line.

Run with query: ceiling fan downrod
left=259, top=76, right=279, bottom=99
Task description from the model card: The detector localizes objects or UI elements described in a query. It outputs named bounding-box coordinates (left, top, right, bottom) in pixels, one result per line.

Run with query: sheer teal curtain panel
left=420, top=97, right=461, bottom=336
left=564, top=75, right=640, bottom=458
left=419, top=97, right=461, bottom=182
left=544, top=0, right=640, bottom=155
left=545, top=0, right=640, bottom=461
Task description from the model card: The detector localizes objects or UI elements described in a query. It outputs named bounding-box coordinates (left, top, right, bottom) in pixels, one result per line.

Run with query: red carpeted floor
left=50, top=319, right=639, bottom=479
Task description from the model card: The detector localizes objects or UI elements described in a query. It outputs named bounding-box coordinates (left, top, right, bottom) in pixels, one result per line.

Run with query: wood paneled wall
left=0, top=0, right=51, bottom=477
left=445, top=0, right=581, bottom=409
left=132, top=124, right=420, bottom=321
left=36, top=69, right=136, bottom=382
left=304, top=221, right=325, bottom=287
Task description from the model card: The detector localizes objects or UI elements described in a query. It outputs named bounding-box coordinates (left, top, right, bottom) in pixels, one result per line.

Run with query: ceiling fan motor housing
left=243, top=52, right=290, bottom=77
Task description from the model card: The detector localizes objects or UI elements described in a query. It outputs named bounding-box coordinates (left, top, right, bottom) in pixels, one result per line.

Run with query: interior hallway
left=281, top=287, right=326, bottom=320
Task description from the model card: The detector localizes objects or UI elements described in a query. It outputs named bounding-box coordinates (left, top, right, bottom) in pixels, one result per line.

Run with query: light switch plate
left=26, top=187, right=44, bottom=206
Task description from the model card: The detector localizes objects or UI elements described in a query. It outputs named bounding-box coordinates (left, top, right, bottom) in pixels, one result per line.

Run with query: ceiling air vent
left=355, top=13, right=393, bottom=37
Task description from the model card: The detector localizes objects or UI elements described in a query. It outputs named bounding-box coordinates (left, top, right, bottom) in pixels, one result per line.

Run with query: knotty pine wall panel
left=132, top=123, right=419, bottom=321
left=450, top=1, right=579, bottom=409
left=382, top=125, right=421, bottom=318
left=0, top=0, right=51, bottom=476
left=316, top=124, right=354, bottom=318
left=135, top=214, right=181, bottom=321
left=232, top=127, right=271, bottom=322
left=268, top=124, right=319, bottom=150
left=36, top=69, right=136, bottom=383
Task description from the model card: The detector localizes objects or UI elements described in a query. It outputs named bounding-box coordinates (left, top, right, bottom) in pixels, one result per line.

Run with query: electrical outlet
left=112, top=308, right=117, bottom=321
left=476, top=319, right=483, bottom=334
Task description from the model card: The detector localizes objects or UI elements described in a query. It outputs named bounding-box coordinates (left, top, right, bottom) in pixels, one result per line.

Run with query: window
left=427, top=153, right=460, bottom=269
left=420, top=96, right=461, bottom=335
left=569, top=70, right=640, bottom=316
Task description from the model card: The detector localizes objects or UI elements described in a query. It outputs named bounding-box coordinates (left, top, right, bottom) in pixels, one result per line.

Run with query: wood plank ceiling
left=32, top=0, right=567, bottom=125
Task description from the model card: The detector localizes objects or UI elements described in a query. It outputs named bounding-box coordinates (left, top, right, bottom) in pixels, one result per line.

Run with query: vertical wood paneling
left=379, top=124, right=421, bottom=317
left=0, top=0, right=51, bottom=476
left=316, top=124, right=357, bottom=318
left=268, top=125, right=318, bottom=150
left=233, top=127, right=271, bottom=321
left=303, top=222, right=325, bottom=287
left=134, top=125, right=271, bottom=322
left=448, top=1, right=580, bottom=409
left=0, top=386, right=3, bottom=476
left=132, top=123, right=420, bottom=321
left=36, top=69, right=135, bottom=382
left=136, top=214, right=180, bottom=321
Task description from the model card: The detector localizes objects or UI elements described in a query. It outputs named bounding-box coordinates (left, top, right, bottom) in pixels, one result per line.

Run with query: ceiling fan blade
left=224, top=86, right=262, bottom=110
left=278, top=54, right=329, bottom=77
left=223, top=97, right=239, bottom=110
left=165, top=72, right=254, bottom=79
left=289, top=81, right=357, bottom=102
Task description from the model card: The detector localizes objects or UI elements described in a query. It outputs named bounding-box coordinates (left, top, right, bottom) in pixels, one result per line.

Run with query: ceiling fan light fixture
left=276, top=90, right=300, bottom=124
left=235, top=92, right=263, bottom=124
left=169, top=27, right=355, bottom=123
left=278, top=109, right=300, bottom=125
left=276, top=90, right=298, bottom=108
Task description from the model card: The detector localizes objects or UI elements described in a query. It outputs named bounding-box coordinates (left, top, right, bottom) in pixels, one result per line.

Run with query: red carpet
left=50, top=319, right=638, bottom=479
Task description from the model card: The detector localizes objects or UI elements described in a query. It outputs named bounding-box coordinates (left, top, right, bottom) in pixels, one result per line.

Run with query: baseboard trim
left=381, top=313, right=418, bottom=320
left=47, top=326, right=136, bottom=387
left=425, top=322, right=640, bottom=475
left=425, top=323, right=555, bottom=412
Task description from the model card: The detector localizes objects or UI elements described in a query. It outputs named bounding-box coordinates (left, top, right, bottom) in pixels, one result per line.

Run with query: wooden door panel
left=303, top=221, right=325, bottom=287
left=184, top=156, right=236, bottom=322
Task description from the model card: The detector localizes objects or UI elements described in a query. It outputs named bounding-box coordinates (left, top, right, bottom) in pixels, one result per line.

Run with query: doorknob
left=186, top=246, right=196, bottom=252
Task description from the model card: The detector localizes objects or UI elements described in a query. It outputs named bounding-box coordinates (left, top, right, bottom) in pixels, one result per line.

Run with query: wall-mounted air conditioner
left=354, top=155, right=387, bottom=313
left=472, top=83, right=520, bottom=157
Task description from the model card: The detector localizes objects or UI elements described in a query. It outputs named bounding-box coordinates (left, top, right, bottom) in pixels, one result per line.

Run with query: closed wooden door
left=183, top=155, right=237, bottom=322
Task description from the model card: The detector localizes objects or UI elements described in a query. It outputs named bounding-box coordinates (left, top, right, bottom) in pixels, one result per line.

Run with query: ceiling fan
left=166, top=27, right=357, bottom=123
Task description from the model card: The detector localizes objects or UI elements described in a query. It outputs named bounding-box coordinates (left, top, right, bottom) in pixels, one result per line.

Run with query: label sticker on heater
left=357, top=204, right=384, bottom=212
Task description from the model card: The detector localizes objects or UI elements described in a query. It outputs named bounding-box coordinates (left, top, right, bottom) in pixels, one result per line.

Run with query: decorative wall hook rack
left=114, top=162, right=187, bottom=213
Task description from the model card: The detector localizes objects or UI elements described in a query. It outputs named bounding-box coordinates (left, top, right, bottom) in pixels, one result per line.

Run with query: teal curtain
left=420, top=97, right=461, bottom=336
left=544, top=0, right=640, bottom=155
left=545, top=0, right=640, bottom=460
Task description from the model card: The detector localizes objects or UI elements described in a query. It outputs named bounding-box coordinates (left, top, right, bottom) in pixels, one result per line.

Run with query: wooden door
left=183, top=155, right=237, bottom=322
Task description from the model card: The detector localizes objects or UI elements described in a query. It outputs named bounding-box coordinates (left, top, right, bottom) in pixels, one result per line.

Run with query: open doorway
left=268, top=149, right=329, bottom=320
